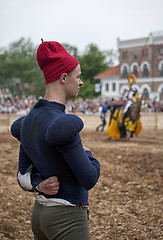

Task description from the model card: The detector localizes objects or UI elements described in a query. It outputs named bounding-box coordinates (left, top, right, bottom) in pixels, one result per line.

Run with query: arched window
left=130, top=62, right=139, bottom=77
left=140, top=61, right=150, bottom=77
left=160, top=63, right=163, bottom=76
left=122, top=66, right=128, bottom=79
left=120, top=85, right=129, bottom=97
left=133, top=65, right=138, bottom=77
left=143, top=64, right=149, bottom=77
left=158, top=60, right=163, bottom=76
left=122, top=88, right=128, bottom=100
left=142, top=88, right=149, bottom=99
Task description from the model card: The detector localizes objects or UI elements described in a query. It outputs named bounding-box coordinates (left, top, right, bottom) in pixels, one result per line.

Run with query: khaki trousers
left=31, top=201, right=90, bottom=240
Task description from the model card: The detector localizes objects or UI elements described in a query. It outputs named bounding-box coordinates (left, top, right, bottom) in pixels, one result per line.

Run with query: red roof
left=94, top=65, right=120, bottom=79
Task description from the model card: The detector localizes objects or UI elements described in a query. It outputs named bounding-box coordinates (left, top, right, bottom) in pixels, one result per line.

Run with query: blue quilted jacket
left=11, top=99, right=100, bottom=206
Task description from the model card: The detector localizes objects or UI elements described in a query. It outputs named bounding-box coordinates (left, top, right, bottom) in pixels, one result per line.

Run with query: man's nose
left=79, top=80, right=83, bottom=86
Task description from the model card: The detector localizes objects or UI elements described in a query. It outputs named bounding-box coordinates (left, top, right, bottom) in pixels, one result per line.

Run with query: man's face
left=65, top=64, right=83, bottom=100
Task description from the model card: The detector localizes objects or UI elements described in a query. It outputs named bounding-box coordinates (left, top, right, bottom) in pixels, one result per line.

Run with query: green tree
left=79, top=43, right=116, bottom=82
left=0, top=37, right=45, bottom=98
left=78, top=79, right=95, bottom=99
left=78, top=43, right=117, bottom=98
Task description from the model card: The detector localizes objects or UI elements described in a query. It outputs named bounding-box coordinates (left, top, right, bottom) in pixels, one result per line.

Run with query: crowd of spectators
left=0, top=95, right=37, bottom=115
left=141, top=98, right=163, bottom=112
left=0, top=95, right=163, bottom=115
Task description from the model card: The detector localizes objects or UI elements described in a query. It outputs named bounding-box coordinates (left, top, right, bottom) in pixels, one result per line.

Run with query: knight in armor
left=119, top=86, right=139, bottom=127
left=106, top=75, right=142, bottom=139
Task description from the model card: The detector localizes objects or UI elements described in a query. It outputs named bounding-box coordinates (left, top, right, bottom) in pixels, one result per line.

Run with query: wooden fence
left=0, top=112, right=163, bottom=133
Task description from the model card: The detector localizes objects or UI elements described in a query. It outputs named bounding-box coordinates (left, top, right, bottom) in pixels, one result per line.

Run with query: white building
left=94, top=31, right=163, bottom=102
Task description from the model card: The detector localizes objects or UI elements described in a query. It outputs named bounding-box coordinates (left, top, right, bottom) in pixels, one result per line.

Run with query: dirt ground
left=0, top=117, right=163, bottom=240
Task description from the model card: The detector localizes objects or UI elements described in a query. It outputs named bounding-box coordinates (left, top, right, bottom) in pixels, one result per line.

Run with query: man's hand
left=37, top=176, right=60, bottom=195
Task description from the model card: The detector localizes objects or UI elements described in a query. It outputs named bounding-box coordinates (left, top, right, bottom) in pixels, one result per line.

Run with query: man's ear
left=60, top=73, right=67, bottom=84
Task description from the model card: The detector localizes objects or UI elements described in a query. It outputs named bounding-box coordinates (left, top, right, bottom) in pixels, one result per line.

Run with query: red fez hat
left=36, top=39, right=79, bottom=84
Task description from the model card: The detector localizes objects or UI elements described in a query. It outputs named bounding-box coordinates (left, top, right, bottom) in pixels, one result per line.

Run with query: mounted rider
left=119, top=74, right=139, bottom=127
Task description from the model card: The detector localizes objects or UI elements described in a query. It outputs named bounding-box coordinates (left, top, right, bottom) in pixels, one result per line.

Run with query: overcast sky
left=1, top=0, right=163, bottom=53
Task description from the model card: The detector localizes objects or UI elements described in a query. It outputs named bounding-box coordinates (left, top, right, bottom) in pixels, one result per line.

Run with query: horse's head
left=131, top=96, right=143, bottom=121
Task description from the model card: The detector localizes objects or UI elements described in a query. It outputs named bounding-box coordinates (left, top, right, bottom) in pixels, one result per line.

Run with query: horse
left=106, top=97, right=142, bottom=139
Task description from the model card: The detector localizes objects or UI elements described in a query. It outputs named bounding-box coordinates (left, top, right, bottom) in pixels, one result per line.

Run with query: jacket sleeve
left=17, top=144, right=43, bottom=192
left=55, top=134, right=100, bottom=191
left=10, top=116, right=25, bottom=141
left=45, top=114, right=100, bottom=191
left=11, top=117, right=43, bottom=192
